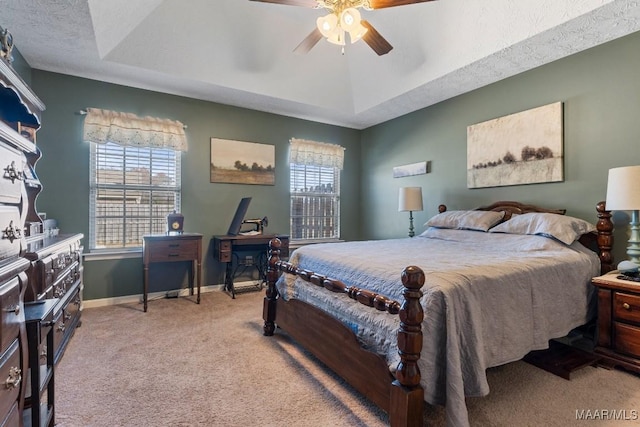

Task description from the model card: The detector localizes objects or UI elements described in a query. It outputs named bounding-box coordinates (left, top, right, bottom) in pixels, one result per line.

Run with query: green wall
left=360, top=31, right=640, bottom=266
left=29, top=72, right=362, bottom=300
left=24, top=29, right=640, bottom=300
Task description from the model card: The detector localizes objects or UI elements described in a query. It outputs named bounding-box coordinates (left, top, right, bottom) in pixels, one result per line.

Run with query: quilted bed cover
left=275, top=228, right=600, bottom=427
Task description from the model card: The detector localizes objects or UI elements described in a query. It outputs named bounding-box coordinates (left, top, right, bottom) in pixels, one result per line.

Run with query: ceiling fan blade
left=293, top=28, right=323, bottom=54
left=369, top=0, right=436, bottom=9
left=361, top=20, right=393, bottom=56
left=249, top=0, right=319, bottom=7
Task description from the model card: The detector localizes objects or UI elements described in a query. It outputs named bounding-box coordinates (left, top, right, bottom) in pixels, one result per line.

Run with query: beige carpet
left=54, top=290, right=640, bottom=427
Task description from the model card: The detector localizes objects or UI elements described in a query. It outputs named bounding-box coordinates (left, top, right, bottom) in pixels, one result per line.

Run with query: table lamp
left=398, top=187, right=423, bottom=238
left=606, top=165, right=640, bottom=264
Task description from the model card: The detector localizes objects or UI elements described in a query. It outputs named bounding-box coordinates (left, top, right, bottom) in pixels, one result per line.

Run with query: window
left=90, top=142, right=181, bottom=249
left=83, top=108, right=187, bottom=251
left=289, top=139, right=344, bottom=241
left=290, top=164, right=340, bottom=240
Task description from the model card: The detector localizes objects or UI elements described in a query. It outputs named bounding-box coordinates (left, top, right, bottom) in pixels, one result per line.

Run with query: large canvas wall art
left=467, top=102, right=563, bottom=189
left=210, top=138, right=275, bottom=185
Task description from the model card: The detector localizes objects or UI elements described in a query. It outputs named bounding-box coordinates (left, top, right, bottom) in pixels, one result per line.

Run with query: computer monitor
left=226, top=197, right=252, bottom=235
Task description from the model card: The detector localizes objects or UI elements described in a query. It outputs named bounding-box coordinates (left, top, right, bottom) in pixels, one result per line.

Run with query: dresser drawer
left=53, top=287, right=81, bottom=364
left=147, top=239, right=199, bottom=262
left=39, top=246, right=76, bottom=291
left=0, top=143, right=25, bottom=205
left=52, top=309, right=64, bottom=361
left=614, top=292, right=640, bottom=324
left=0, top=278, right=21, bottom=354
left=0, top=340, right=21, bottom=421
left=0, top=206, right=22, bottom=260
left=614, top=322, right=640, bottom=358
left=0, top=401, right=18, bottom=427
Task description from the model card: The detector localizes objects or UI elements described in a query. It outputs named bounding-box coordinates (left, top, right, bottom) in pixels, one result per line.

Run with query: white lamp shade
left=606, top=165, right=640, bottom=211
left=398, top=187, right=423, bottom=212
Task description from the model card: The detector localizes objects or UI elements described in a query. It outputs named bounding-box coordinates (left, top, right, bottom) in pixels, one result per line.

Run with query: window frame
left=289, top=163, right=341, bottom=243
left=89, top=141, right=181, bottom=252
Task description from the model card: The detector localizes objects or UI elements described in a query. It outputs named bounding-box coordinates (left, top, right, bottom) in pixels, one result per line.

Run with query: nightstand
left=592, top=273, right=640, bottom=374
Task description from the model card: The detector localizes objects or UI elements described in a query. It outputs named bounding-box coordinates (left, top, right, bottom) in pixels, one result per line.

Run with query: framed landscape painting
left=467, top=102, right=563, bottom=189
left=210, top=138, right=275, bottom=185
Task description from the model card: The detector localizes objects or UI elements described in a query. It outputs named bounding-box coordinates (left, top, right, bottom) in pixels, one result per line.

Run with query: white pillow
left=489, top=212, right=596, bottom=245
left=424, top=210, right=505, bottom=232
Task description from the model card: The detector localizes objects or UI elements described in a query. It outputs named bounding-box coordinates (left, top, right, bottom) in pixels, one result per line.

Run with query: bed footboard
left=263, top=238, right=425, bottom=427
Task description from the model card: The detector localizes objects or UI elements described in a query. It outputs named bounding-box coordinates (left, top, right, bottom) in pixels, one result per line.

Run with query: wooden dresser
left=23, top=235, right=83, bottom=365
left=0, top=30, right=83, bottom=425
left=593, top=272, right=640, bottom=374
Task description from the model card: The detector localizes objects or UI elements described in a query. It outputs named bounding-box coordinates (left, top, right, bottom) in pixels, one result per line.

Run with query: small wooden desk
left=212, top=234, right=289, bottom=298
left=142, top=233, right=202, bottom=312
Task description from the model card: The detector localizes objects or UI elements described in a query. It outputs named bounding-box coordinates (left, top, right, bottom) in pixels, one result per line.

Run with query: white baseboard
left=82, top=280, right=262, bottom=309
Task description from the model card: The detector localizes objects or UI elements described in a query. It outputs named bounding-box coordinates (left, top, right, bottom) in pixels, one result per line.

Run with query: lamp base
left=408, top=211, right=415, bottom=238
left=628, top=210, right=640, bottom=264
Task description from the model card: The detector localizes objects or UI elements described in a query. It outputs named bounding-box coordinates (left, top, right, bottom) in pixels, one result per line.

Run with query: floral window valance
left=82, top=108, right=188, bottom=151
left=289, top=138, right=345, bottom=170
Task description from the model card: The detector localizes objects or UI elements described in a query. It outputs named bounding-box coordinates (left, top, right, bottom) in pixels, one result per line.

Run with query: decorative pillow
left=424, top=210, right=505, bottom=232
left=488, top=212, right=596, bottom=245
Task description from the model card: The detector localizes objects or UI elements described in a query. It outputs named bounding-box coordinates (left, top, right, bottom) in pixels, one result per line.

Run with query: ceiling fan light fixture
left=316, top=14, right=338, bottom=38
left=326, top=28, right=346, bottom=46
left=348, top=23, right=368, bottom=43
left=340, top=8, right=361, bottom=31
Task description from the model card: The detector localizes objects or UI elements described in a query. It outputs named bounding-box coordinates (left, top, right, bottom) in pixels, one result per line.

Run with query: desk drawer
left=147, top=239, right=199, bottom=262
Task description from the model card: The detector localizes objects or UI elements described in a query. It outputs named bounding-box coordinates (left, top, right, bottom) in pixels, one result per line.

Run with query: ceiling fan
left=249, top=0, right=437, bottom=56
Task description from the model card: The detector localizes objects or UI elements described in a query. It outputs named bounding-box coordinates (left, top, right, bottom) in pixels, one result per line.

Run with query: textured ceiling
left=1, top=0, right=640, bottom=129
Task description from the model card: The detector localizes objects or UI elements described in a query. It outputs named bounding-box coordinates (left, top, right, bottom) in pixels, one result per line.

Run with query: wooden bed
left=262, top=201, right=614, bottom=427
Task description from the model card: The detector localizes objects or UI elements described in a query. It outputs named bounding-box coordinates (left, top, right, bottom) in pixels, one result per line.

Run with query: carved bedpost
left=390, top=265, right=425, bottom=427
left=596, top=201, right=614, bottom=274
left=263, top=237, right=281, bottom=336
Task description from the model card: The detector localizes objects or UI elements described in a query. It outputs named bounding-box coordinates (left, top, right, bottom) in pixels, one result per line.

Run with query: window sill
left=83, top=249, right=142, bottom=261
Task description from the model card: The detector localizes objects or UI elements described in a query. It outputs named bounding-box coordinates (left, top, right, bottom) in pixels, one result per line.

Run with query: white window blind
left=89, top=142, right=181, bottom=249
left=289, top=139, right=343, bottom=241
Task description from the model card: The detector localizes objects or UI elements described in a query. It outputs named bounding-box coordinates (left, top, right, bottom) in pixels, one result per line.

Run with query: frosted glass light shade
left=398, top=187, right=423, bottom=212
left=348, top=23, right=368, bottom=43
left=317, top=14, right=338, bottom=38
left=340, top=8, right=361, bottom=31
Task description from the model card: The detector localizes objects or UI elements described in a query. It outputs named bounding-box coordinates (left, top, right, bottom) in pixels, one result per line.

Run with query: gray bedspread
left=275, top=228, right=600, bottom=427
